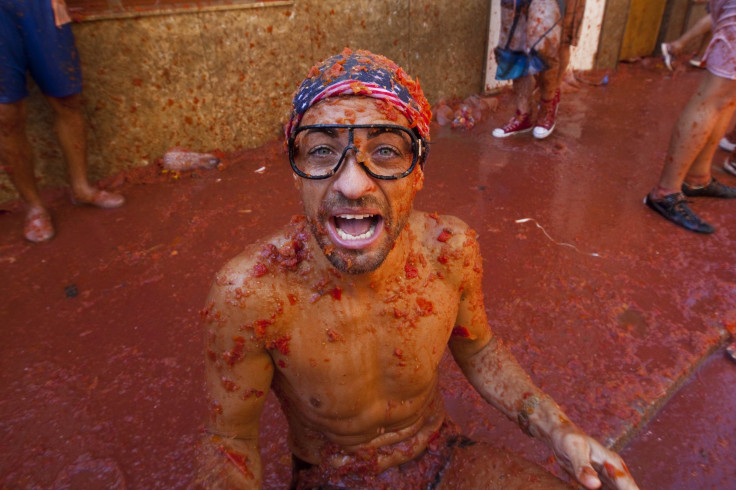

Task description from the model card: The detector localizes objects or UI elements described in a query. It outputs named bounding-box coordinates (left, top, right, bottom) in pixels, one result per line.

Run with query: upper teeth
left=337, top=214, right=373, bottom=219
left=335, top=214, right=377, bottom=241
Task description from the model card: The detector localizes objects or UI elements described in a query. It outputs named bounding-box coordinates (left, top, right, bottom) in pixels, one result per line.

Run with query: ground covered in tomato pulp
left=1, top=59, right=735, bottom=488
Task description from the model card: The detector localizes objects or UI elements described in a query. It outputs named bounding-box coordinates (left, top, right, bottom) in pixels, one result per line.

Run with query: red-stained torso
left=204, top=210, right=488, bottom=476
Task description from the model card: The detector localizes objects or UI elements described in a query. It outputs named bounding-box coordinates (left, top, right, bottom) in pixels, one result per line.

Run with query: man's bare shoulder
left=213, top=216, right=312, bottom=287
left=206, top=216, right=315, bottom=322
left=412, top=211, right=480, bottom=254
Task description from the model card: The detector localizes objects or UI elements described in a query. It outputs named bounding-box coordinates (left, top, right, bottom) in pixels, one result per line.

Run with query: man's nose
left=331, top=150, right=376, bottom=199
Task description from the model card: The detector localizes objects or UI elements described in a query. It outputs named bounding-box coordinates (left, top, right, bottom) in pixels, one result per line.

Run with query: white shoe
left=724, top=157, right=736, bottom=177
left=533, top=124, right=555, bottom=139
left=719, top=137, right=736, bottom=152
left=661, top=43, right=674, bottom=71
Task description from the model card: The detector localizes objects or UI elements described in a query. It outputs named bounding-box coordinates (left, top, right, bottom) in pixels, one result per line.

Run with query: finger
left=589, top=445, right=639, bottom=490
left=600, top=460, right=639, bottom=490
left=559, top=436, right=601, bottom=489
left=577, top=465, right=602, bottom=489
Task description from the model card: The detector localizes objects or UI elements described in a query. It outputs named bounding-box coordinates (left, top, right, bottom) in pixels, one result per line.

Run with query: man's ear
left=413, top=165, right=425, bottom=192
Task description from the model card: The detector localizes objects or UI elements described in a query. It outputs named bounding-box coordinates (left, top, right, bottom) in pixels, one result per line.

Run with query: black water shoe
left=682, top=178, right=736, bottom=198
left=644, top=193, right=715, bottom=234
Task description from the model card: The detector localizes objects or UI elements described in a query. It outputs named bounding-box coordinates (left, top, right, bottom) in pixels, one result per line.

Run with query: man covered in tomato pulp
left=198, top=48, right=639, bottom=490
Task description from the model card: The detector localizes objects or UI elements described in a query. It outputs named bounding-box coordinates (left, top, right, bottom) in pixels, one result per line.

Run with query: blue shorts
left=0, top=0, right=82, bottom=103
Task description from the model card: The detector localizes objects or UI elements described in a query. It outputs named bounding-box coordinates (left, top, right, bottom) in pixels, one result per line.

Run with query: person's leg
left=691, top=31, right=713, bottom=67
left=529, top=0, right=562, bottom=139
left=653, top=72, right=736, bottom=194
left=0, top=100, right=55, bottom=242
left=493, top=76, right=535, bottom=138
left=437, top=440, right=572, bottom=489
left=46, top=93, right=124, bottom=208
left=663, top=14, right=713, bottom=71
left=559, top=0, right=585, bottom=88
left=493, top=1, right=534, bottom=137
left=670, top=14, right=713, bottom=54
left=645, top=72, right=736, bottom=234
left=558, top=42, right=581, bottom=89
left=535, top=67, right=561, bottom=139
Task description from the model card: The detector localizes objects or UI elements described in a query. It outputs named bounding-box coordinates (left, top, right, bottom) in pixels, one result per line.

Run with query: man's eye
left=308, top=146, right=335, bottom=157
left=375, top=146, right=400, bottom=158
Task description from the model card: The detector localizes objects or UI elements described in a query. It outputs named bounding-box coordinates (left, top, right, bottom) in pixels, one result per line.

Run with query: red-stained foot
left=24, top=208, right=55, bottom=243
left=73, top=190, right=125, bottom=209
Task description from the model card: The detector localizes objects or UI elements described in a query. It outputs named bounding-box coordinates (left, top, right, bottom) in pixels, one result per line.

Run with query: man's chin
left=323, top=246, right=387, bottom=275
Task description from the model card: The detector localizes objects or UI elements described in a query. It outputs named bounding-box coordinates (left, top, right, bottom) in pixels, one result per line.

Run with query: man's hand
left=550, top=426, right=639, bottom=490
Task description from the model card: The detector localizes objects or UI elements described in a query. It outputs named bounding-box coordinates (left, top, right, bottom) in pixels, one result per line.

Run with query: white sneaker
left=661, top=43, right=674, bottom=71
left=719, top=137, right=736, bottom=152
left=724, top=157, right=736, bottom=177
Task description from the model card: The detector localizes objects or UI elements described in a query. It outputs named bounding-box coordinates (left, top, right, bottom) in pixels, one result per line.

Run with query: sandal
left=24, top=208, right=55, bottom=243
left=73, top=189, right=125, bottom=209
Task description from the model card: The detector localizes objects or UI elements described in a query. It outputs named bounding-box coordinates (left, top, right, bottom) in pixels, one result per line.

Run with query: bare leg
left=653, top=72, right=736, bottom=196
left=514, top=75, right=535, bottom=115
left=645, top=72, right=736, bottom=234
left=669, top=14, right=713, bottom=54
left=437, top=441, right=572, bottom=489
left=46, top=93, right=124, bottom=208
left=492, top=76, right=535, bottom=137
left=558, top=42, right=581, bottom=90
left=529, top=0, right=562, bottom=139
left=0, top=100, right=55, bottom=242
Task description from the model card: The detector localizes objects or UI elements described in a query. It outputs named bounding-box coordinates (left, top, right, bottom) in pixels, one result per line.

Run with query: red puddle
left=1, top=59, right=735, bottom=488
left=621, top=351, right=736, bottom=488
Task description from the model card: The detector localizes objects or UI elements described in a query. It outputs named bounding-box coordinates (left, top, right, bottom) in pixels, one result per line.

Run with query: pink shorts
left=703, top=18, right=736, bottom=80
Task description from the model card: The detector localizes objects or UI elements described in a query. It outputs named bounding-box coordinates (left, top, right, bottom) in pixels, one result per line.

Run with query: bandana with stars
left=285, top=48, right=432, bottom=142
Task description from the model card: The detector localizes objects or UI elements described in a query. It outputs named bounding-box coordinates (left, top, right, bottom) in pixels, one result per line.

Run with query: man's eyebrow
left=303, top=127, right=338, bottom=137
left=367, top=127, right=407, bottom=138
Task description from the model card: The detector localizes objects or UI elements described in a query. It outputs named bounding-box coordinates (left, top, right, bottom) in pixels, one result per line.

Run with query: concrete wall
left=1, top=0, right=489, bottom=203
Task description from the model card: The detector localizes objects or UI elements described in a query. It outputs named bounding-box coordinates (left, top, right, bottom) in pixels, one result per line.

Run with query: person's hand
left=550, top=425, right=639, bottom=490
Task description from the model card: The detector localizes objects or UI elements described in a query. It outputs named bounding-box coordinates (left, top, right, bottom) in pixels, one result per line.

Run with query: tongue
left=335, top=217, right=373, bottom=237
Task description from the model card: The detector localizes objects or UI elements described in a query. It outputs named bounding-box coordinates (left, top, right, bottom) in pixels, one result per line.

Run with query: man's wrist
left=517, top=394, right=541, bottom=436
left=517, top=393, right=569, bottom=441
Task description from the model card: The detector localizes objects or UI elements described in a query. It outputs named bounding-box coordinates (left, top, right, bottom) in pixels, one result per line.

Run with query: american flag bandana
left=286, top=49, right=432, bottom=142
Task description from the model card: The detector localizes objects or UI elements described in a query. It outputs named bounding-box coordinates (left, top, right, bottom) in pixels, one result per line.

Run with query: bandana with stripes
left=286, top=49, right=432, bottom=142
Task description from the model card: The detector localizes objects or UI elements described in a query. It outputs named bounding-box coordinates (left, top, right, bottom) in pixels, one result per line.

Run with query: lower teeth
left=336, top=222, right=376, bottom=241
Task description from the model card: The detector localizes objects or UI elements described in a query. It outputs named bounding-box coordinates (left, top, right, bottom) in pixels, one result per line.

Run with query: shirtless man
left=199, top=49, right=638, bottom=489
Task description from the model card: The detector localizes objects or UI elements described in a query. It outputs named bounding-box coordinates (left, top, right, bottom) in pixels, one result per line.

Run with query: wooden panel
left=596, top=0, right=631, bottom=69
left=619, top=0, right=667, bottom=60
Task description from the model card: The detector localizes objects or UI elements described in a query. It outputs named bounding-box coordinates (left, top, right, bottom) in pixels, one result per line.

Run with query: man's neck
left=308, top=217, right=416, bottom=291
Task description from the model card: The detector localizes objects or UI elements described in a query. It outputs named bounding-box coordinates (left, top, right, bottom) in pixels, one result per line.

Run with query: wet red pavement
left=1, top=59, right=735, bottom=488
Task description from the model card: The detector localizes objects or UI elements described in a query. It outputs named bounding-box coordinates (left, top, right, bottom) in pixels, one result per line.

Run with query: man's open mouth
left=329, top=213, right=384, bottom=248
left=334, top=214, right=379, bottom=240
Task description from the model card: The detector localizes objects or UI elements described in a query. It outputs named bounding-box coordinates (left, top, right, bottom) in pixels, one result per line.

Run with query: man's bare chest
left=269, top=279, right=461, bottom=402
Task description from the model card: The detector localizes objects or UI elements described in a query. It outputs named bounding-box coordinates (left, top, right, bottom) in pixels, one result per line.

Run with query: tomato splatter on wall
left=66, top=0, right=284, bottom=19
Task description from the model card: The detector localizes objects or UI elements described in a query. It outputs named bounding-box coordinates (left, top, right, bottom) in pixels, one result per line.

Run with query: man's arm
left=197, top=265, right=275, bottom=489
left=447, top=229, right=638, bottom=490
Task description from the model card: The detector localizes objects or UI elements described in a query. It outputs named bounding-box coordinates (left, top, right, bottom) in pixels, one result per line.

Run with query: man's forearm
left=454, top=335, right=566, bottom=439
left=197, top=433, right=263, bottom=489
